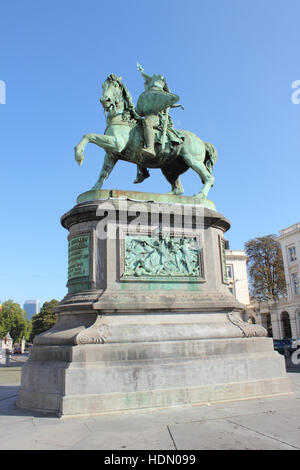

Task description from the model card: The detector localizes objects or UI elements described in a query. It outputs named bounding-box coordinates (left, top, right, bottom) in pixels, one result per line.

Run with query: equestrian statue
left=74, top=64, right=217, bottom=200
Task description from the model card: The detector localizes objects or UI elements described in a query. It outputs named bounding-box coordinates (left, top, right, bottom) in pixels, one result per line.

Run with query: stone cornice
left=61, top=197, right=231, bottom=233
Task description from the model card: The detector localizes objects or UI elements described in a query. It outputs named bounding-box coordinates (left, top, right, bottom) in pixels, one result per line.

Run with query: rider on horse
left=136, top=63, right=184, bottom=159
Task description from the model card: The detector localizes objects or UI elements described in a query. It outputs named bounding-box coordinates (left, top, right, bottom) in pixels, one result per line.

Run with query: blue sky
left=1, top=0, right=300, bottom=308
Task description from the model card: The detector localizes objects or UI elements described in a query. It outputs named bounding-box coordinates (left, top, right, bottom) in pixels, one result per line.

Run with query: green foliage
left=30, top=299, right=59, bottom=341
left=245, top=235, right=287, bottom=301
left=0, top=299, right=31, bottom=342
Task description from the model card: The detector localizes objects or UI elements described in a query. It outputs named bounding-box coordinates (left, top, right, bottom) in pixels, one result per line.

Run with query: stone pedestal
left=17, top=191, right=292, bottom=416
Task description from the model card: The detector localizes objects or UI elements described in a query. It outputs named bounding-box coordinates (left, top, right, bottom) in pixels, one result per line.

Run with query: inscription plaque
left=68, top=235, right=90, bottom=280
left=219, top=236, right=228, bottom=284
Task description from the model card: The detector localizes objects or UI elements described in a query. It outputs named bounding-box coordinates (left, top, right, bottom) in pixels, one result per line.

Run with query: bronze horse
left=75, top=74, right=217, bottom=199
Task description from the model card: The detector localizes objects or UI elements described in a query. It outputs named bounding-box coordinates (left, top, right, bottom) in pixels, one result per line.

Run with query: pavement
left=1, top=355, right=300, bottom=450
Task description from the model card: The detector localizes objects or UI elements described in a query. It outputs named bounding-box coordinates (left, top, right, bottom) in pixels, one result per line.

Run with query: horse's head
left=100, top=74, right=125, bottom=119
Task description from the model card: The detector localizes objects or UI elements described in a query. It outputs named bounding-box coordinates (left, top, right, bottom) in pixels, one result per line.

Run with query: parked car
left=273, top=339, right=293, bottom=355
left=13, top=347, right=22, bottom=354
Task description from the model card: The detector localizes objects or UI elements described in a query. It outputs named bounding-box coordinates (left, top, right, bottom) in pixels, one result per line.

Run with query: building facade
left=279, top=223, right=300, bottom=302
left=243, top=222, right=300, bottom=340
left=23, top=299, right=40, bottom=320
left=225, top=250, right=250, bottom=305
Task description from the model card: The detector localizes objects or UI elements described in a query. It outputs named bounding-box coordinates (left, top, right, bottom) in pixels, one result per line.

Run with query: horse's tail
left=204, top=142, right=218, bottom=174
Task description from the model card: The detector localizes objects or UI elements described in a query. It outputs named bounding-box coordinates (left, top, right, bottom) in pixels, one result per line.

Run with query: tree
left=245, top=234, right=287, bottom=301
left=0, top=299, right=31, bottom=342
left=30, top=299, right=59, bottom=341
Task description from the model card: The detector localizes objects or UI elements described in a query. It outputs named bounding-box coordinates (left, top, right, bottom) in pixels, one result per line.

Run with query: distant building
left=278, top=222, right=300, bottom=302
left=225, top=250, right=250, bottom=305
left=243, top=222, right=300, bottom=339
left=0, top=332, right=13, bottom=351
left=23, top=299, right=40, bottom=320
left=275, top=222, right=300, bottom=338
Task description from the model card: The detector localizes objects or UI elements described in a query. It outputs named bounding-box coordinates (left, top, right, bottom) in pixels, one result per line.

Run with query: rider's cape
left=136, top=90, right=179, bottom=116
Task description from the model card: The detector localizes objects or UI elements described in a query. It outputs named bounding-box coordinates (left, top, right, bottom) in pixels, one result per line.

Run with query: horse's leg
left=133, top=165, right=150, bottom=184
left=187, top=159, right=214, bottom=199
left=186, top=156, right=214, bottom=198
left=167, top=176, right=184, bottom=195
left=91, top=153, right=117, bottom=190
left=161, top=167, right=184, bottom=195
left=181, top=142, right=214, bottom=199
left=75, top=133, right=118, bottom=165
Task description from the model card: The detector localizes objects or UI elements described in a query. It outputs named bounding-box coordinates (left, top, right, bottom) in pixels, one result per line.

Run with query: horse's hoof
left=75, top=150, right=84, bottom=166
left=194, top=193, right=206, bottom=199
left=166, top=191, right=184, bottom=196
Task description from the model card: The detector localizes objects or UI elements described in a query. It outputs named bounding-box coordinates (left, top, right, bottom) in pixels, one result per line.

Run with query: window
left=288, top=246, right=297, bottom=262
left=226, top=265, right=233, bottom=279
left=281, top=312, right=292, bottom=338
left=266, top=314, right=273, bottom=338
left=291, top=272, right=300, bottom=295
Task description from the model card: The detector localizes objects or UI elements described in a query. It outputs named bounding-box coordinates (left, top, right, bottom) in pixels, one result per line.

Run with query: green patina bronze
left=75, top=64, right=217, bottom=201
left=77, top=189, right=216, bottom=210
left=123, top=235, right=201, bottom=278
left=68, top=235, right=90, bottom=280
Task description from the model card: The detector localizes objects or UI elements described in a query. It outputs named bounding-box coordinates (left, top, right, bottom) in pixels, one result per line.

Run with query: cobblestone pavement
left=0, top=356, right=299, bottom=450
